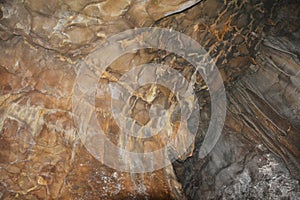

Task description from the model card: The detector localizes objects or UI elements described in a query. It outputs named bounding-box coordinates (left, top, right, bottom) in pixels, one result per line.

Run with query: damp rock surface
left=0, top=0, right=300, bottom=200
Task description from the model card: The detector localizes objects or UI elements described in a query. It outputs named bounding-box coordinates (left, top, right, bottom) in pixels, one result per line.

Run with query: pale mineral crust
left=0, top=0, right=300, bottom=200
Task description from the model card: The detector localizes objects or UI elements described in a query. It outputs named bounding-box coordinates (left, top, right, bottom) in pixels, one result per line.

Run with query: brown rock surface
left=0, top=0, right=300, bottom=199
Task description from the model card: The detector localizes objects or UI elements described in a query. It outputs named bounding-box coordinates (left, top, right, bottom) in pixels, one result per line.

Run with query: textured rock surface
left=0, top=0, right=300, bottom=199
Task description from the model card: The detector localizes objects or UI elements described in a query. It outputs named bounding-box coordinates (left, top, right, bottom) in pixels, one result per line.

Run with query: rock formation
left=0, top=0, right=299, bottom=199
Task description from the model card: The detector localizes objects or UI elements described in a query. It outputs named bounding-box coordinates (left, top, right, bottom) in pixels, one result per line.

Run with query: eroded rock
left=0, top=0, right=300, bottom=199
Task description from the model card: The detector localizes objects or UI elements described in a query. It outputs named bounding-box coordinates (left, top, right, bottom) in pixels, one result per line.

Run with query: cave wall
left=0, top=0, right=300, bottom=199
